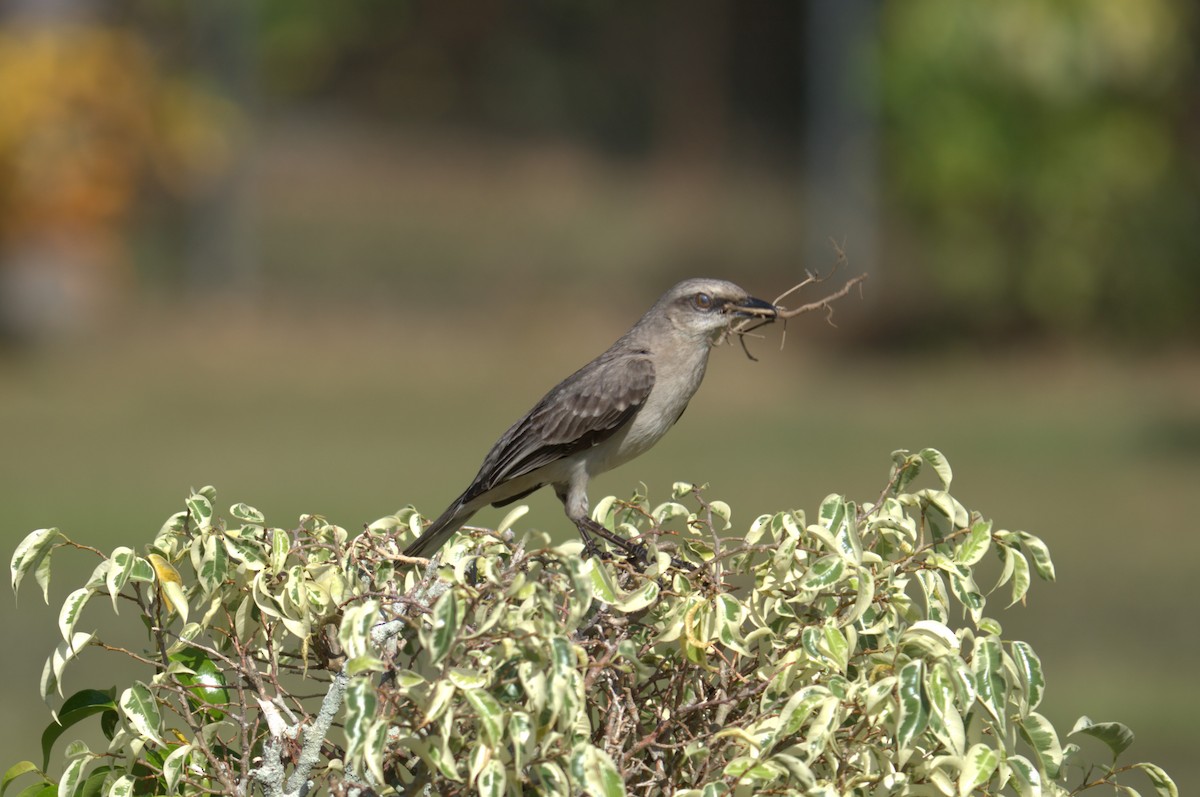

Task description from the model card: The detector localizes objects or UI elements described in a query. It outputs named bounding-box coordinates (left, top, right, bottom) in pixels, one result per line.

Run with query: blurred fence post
left=185, top=0, right=258, bottom=297
left=802, top=0, right=879, bottom=289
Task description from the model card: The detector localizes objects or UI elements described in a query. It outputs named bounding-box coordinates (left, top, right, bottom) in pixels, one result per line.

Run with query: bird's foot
left=575, top=517, right=646, bottom=564
left=623, top=541, right=650, bottom=568
left=579, top=534, right=613, bottom=561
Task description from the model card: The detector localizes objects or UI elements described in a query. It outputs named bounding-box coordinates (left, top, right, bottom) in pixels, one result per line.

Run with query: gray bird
left=404, top=278, right=776, bottom=559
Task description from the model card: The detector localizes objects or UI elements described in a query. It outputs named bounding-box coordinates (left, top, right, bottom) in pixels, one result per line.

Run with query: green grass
left=3, top=304, right=1197, bottom=790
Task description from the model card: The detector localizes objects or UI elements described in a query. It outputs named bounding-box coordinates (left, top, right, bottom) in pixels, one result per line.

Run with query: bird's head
left=650, top=278, right=777, bottom=344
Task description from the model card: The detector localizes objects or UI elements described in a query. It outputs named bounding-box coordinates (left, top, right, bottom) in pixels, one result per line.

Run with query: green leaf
left=424, top=591, right=460, bottom=665
left=2, top=763, right=44, bottom=797
left=918, top=447, right=953, bottom=489
left=118, top=682, right=164, bottom=746
left=106, top=774, right=134, bottom=797
left=927, top=664, right=966, bottom=757
left=955, top=520, right=991, bottom=566
left=531, top=762, right=569, bottom=795
left=972, top=636, right=1007, bottom=731
left=1006, top=548, right=1032, bottom=607
left=338, top=599, right=379, bottom=661
left=11, top=528, right=61, bottom=603
left=58, top=588, right=93, bottom=644
left=916, top=569, right=949, bottom=624
left=161, top=745, right=191, bottom=795
left=343, top=677, right=378, bottom=765
left=423, top=679, right=456, bottom=725
left=948, top=569, right=984, bottom=624
left=801, top=555, right=845, bottom=590
left=957, top=743, right=998, bottom=796
left=1017, top=531, right=1055, bottom=581
left=57, top=757, right=88, bottom=797
left=508, top=711, right=533, bottom=771
left=1004, top=754, right=1041, bottom=797
left=588, top=560, right=618, bottom=603
left=104, top=548, right=136, bottom=614
left=476, top=758, right=506, bottom=797
left=570, top=744, right=626, bottom=797
left=185, top=493, right=213, bottom=532
left=613, top=579, right=659, bottom=613
left=1009, top=641, right=1045, bottom=711
left=223, top=536, right=268, bottom=571
left=464, top=689, right=505, bottom=746
left=1132, top=762, right=1178, bottom=797
left=229, top=502, right=265, bottom=524
left=820, top=624, right=849, bottom=672
left=896, top=659, right=928, bottom=761
left=10, top=783, right=55, bottom=797
left=42, top=632, right=96, bottom=702
left=1069, top=715, right=1134, bottom=760
left=41, top=690, right=115, bottom=769
left=269, top=528, right=291, bottom=575
left=198, top=534, right=229, bottom=596
left=1017, top=711, right=1062, bottom=780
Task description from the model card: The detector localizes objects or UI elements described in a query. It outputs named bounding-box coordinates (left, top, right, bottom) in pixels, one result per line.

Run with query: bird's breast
left=586, top=345, right=710, bottom=473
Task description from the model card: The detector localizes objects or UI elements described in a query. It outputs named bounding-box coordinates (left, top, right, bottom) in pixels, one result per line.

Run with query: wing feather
left=461, top=348, right=655, bottom=503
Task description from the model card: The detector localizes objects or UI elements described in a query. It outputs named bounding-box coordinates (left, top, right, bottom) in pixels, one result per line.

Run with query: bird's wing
left=462, top=348, right=656, bottom=503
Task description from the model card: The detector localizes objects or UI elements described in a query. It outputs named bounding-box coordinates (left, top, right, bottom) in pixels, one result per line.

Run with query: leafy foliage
left=7, top=450, right=1177, bottom=796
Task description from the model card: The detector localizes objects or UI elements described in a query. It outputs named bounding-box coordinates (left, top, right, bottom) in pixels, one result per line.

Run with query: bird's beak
left=728, top=295, right=777, bottom=319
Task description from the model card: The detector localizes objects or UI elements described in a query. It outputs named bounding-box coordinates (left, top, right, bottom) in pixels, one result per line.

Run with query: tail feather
left=403, top=500, right=476, bottom=559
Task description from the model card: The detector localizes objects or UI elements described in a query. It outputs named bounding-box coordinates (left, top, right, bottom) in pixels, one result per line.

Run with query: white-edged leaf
left=464, top=689, right=505, bottom=746
left=105, top=548, right=136, bottom=614
left=107, top=774, right=134, bottom=797
left=476, top=757, right=506, bottom=797
left=11, top=527, right=62, bottom=603
left=1010, top=640, right=1046, bottom=711
left=919, top=447, right=953, bottom=488
left=1069, top=715, right=1134, bottom=760
left=1017, top=711, right=1062, bottom=780
left=57, top=752, right=88, bottom=797
left=41, top=631, right=96, bottom=702
left=119, top=682, right=165, bottom=746
left=58, top=588, right=93, bottom=644
left=1133, top=762, right=1178, bottom=797
left=229, top=502, right=265, bottom=524
left=958, top=743, right=999, bottom=796
left=896, top=659, right=928, bottom=763
left=162, top=744, right=192, bottom=794
left=570, top=744, right=626, bottom=797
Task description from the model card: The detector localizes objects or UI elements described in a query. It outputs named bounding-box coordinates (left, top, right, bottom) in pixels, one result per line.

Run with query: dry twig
left=729, top=241, right=868, bottom=359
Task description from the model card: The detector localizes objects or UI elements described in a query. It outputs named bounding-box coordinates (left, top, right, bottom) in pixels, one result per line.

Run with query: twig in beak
left=731, top=240, right=867, bottom=357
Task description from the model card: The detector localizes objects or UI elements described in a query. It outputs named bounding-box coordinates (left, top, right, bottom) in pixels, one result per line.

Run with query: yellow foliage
left=0, top=25, right=239, bottom=240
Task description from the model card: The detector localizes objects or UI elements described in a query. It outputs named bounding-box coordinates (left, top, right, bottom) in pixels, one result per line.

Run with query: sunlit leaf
left=1069, top=715, right=1134, bottom=761
left=896, top=659, right=928, bottom=762
left=118, top=682, right=164, bottom=746
left=1017, top=711, right=1062, bottom=780
left=1133, top=762, right=1179, bottom=797
left=11, top=528, right=62, bottom=603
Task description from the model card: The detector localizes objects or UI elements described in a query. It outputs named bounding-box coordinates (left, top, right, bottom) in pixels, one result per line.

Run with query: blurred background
left=2, top=0, right=1197, bottom=790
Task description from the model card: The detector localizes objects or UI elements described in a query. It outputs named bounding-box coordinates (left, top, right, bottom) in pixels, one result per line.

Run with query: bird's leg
left=558, top=484, right=648, bottom=564
left=573, top=519, right=611, bottom=561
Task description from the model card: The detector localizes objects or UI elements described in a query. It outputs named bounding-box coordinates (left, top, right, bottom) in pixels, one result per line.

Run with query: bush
left=6, top=449, right=1177, bottom=796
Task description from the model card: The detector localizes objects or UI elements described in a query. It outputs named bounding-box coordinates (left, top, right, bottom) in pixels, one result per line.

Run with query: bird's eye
left=693, top=292, right=714, bottom=310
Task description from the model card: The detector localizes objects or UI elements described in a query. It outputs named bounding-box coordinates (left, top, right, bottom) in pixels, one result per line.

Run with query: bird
left=404, top=278, right=776, bottom=560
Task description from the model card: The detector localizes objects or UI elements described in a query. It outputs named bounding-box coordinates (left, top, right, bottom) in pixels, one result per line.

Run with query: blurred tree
left=0, top=19, right=239, bottom=339
left=881, top=0, right=1200, bottom=343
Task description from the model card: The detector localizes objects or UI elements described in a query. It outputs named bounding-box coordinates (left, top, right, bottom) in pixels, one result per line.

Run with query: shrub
left=6, top=449, right=1177, bottom=796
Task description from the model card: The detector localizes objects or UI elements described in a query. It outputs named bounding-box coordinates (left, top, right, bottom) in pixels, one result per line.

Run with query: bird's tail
left=403, top=498, right=477, bottom=559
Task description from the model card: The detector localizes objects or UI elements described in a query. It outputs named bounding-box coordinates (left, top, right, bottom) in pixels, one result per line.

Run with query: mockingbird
left=404, top=278, right=776, bottom=559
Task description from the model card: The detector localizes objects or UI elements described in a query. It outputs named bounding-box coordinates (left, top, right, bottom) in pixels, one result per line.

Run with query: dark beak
left=729, top=295, right=777, bottom=319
